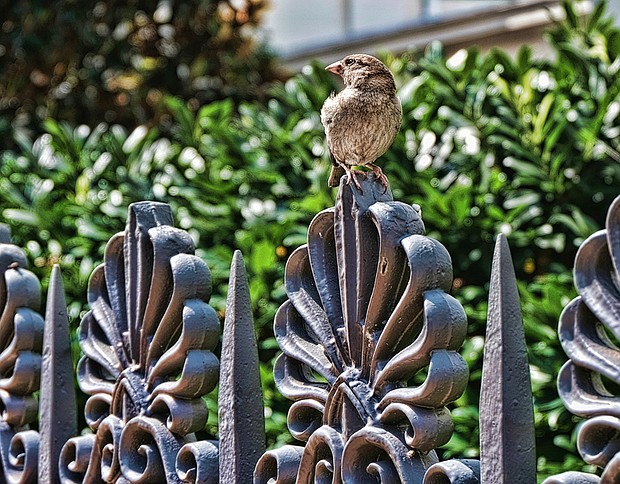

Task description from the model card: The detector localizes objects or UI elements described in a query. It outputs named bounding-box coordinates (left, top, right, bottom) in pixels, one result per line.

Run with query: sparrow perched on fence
left=320, top=54, right=402, bottom=191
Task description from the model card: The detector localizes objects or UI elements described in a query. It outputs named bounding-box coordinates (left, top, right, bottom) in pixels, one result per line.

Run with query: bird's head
left=325, top=54, right=396, bottom=91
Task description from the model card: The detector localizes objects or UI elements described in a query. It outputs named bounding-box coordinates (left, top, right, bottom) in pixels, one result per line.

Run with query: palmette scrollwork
left=255, top=175, right=469, bottom=483
left=0, top=225, right=44, bottom=483
left=543, top=195, right=620, bottom=484
left=59, top=202, right=220, bottom=483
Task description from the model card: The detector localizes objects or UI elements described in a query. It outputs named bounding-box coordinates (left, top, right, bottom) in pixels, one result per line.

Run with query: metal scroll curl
left=0, top=225, right=44, bottom=483
left=58, top=434, right=96, bottom=483
left=254, top=445, right=306, bottom=483
left=255, top=175, right=469, bottom=482
left=543, top=195, right=620, bottom=484
left=422, top=459, right=480, bottom=483
left=176, top=440, right=219, bottom=483
left=58, top=202, right=220, bottom=483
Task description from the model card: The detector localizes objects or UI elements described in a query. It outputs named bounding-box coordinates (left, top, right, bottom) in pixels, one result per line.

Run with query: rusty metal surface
left=0, top=224, right=44, bottom=483
left=254, top=174, right=469, bottom=483
left=219, top=250, right=265, bottom=483
left=543, top=195, right=620, bottom=484
left=38, top=265, right=77, bottom=483
left=479, top=234, right=536, bottom=483
left=58, top=202, right=221, bottom=483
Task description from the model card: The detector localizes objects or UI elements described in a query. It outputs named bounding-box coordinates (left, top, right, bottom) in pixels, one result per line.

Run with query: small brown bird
left=320, top=54, right=402, bottom=191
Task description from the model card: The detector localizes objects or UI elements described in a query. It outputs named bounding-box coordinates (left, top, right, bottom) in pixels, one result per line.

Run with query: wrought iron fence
left=0, top=174, right=616, bottom=482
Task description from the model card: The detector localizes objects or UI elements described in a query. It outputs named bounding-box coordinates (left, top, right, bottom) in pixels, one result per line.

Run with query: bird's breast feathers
left=321, top=88, right=397, bottom=125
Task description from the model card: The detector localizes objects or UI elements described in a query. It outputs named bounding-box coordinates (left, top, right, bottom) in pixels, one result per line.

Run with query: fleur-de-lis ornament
left=256, top=175, right=469, bottom=483
left=59, top=202, right=220, bottom=483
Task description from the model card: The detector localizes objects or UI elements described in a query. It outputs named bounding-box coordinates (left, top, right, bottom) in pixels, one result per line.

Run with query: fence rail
left=0, top=174, right=616, bottom=483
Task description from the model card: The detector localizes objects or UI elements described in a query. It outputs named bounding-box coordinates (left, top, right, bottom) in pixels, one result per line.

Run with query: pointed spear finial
left=480, top=234, right=536, bottom=483
left=38, top=265, right=77, bottom=483
left=219, top=250, right=265, bottom=483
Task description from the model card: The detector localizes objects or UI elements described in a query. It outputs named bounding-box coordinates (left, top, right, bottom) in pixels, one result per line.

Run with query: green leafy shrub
left=0, top=0, right=618, bottom=479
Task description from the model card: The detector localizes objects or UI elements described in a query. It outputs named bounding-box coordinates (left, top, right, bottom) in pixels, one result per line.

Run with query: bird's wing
left=322, top=92, right=348, bottom=186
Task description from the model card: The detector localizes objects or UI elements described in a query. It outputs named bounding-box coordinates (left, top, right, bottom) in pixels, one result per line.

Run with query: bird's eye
left=344, top=58, right=354, bottom=66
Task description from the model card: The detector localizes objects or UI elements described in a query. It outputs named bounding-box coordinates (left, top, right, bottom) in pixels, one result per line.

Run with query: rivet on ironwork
left=254, top=174, right=469, bottom=483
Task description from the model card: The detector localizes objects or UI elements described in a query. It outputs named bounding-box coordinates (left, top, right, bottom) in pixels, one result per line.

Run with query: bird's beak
left=325, top=60, right=343, bottom=76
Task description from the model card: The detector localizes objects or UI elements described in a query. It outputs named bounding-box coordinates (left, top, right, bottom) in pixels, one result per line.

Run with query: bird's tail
left=328, top=164, right=346, bottom=187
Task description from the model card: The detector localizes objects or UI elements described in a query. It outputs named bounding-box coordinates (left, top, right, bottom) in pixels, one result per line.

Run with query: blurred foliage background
left=1, top=0, right=619, bottom=481
left=0, top=0, right=280, bottom=147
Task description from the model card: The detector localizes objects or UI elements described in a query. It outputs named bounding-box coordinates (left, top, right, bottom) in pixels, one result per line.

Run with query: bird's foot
left=345, top=168, right=364, bottom=193
left=369, top=165, right=389, bottom=193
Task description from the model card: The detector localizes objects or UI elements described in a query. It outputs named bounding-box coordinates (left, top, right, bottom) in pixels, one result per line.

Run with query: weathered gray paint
left=479, top=234, right=536, bottom=483
left=219, top=250, right=265, bottom=483
left=542, top=196, right=620, bottom=484
left=0, top=182, right=616, bottom=483
left=38, top=265, right=77, bottom=483
left=0, top=225, right=44, bottom=483
left=254, top=174, right=469, bottom=482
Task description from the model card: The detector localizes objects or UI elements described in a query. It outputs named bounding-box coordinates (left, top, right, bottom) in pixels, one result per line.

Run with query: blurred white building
left=261, top=0, right=615, bottom=70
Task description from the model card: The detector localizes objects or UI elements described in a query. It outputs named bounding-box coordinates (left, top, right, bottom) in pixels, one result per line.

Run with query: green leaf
left=563, top=0, right=579, bottom=29
left=586, top=0, right=606, bottom=32
left=533, top=94, right=555, bottom=145
left=2, top=209, right=39, bottom=226
left=249, top=240, right=277, bottom=274
left=503, top=158, right=545, bottom=179
left=503, top=191, right=541, bottom=210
